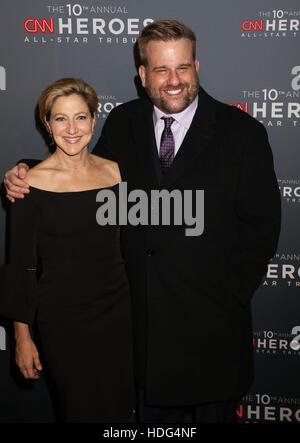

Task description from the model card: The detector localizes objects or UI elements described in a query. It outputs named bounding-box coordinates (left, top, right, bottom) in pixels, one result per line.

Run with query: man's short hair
left=138, top=20, right=196, bottom=66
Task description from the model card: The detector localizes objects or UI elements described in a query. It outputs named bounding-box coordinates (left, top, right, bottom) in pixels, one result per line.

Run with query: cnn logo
left=24, top=18, right=54, bottom=34
left=242, top=20, right=264, bottom=31
left=0, top=66, right=6, bottom=90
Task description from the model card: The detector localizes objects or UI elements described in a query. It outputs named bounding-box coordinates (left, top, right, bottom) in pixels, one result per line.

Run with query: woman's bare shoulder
left=25, top=157, right=55, bottom=188
left=91, top=154, right=121, bottom=181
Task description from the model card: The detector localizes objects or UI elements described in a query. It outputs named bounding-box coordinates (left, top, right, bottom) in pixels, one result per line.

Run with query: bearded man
left=4, top=20, right=281, bottom=423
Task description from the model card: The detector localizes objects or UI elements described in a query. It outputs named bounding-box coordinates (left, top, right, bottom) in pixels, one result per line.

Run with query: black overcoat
left=93, top=86, right=281, bottom=406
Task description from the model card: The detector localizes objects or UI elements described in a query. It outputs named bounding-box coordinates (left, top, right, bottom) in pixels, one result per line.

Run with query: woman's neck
left=51, top=147, right=92, bottom=171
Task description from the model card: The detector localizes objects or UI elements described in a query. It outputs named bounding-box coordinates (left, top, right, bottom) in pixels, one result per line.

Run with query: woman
left=0, top=78, right=135, bottom=422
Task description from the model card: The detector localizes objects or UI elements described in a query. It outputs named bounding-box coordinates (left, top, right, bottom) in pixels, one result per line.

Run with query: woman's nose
left=66, top=120, right=77, bottom=134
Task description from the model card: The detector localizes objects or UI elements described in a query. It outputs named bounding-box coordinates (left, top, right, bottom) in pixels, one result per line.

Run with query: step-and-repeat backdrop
left=0, top=0, right=299, bottom=423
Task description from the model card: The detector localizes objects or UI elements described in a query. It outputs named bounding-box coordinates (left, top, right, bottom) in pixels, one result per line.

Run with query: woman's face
left=47, top=93, right=95, bottom=156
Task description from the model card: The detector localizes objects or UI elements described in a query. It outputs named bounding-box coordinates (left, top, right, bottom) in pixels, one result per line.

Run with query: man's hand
left=4, top=163, right=30, bottom=203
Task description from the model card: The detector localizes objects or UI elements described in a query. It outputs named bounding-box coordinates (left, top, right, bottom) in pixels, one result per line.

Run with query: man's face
left=139, top=38, right=199, bottom=114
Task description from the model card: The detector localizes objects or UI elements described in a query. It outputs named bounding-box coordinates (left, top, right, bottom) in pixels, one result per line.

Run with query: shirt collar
left=153, top=95, right=198, bottom=129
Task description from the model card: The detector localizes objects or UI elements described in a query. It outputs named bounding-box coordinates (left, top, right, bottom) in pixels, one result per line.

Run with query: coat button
left=146, top=249, right=155, bottom=256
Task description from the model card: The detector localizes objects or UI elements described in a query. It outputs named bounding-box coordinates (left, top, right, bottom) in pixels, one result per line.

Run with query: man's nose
left=167, top=69, right=181, bottom=85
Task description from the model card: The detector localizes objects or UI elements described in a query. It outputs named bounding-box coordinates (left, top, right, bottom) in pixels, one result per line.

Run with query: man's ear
left=138, top=65, right=147, bottom=88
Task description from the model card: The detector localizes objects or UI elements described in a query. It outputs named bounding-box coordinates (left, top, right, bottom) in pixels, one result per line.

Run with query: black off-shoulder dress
left=0, top=185, right=135, bottom=422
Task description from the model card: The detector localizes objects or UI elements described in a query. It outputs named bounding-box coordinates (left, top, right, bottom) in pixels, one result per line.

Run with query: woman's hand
left=14, top=322, right=43, bottom=379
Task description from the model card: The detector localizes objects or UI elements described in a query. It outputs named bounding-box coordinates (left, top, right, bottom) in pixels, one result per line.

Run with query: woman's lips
left=63, top=136, right=81, bottom=144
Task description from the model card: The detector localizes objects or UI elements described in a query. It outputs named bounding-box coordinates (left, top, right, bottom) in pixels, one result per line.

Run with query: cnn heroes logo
left=253, top=327, right=300, bottom=356
left=227, top=66, right=300, bottom=127
left=241, top=9, right=300, bottom=38
left=238, top=393, right=300, bottom=423
left=23, top=3, right=153, bottom=44
left=278, top=179, right=300, bottom=204
left=262, top=252, right=300, bottom=288
left=97, top=95, right=122, bottom=119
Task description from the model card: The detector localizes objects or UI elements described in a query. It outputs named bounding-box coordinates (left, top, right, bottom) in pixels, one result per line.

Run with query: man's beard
left=145, top=78, right=199, bottom=114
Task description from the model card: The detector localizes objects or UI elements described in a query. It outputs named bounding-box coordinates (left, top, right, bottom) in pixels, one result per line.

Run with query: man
left=4, top=20, right=281, bottom=423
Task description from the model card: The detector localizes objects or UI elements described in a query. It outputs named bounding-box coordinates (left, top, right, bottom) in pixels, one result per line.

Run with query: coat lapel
left=161, top=87, right=217, bottom=188
left=130, top=87, right=217, bottom=189
left=130, top=97, right=162, bottom=187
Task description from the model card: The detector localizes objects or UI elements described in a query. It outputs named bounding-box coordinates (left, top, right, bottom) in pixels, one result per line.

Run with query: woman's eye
left=55, top=117, right=65, bottom=121
left=78, top=115, right=87, bottom=120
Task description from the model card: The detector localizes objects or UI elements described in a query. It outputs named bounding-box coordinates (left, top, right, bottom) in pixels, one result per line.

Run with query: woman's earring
left=49, top=130, right=55, bottom=146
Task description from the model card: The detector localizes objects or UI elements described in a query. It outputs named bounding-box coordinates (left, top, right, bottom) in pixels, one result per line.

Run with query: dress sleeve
left=0, top=192, right=39, bottom=325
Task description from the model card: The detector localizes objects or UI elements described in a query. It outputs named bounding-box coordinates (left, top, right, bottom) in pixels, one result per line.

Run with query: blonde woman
left=0, top=78, right=134, bottom=422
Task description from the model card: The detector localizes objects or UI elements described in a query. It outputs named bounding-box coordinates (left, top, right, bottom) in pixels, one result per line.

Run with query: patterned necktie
left=159, top=116, right=175, bottom=173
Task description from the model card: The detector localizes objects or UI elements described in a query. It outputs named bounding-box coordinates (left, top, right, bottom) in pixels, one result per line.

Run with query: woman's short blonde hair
left=38, top=78, right=98, bottom=129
